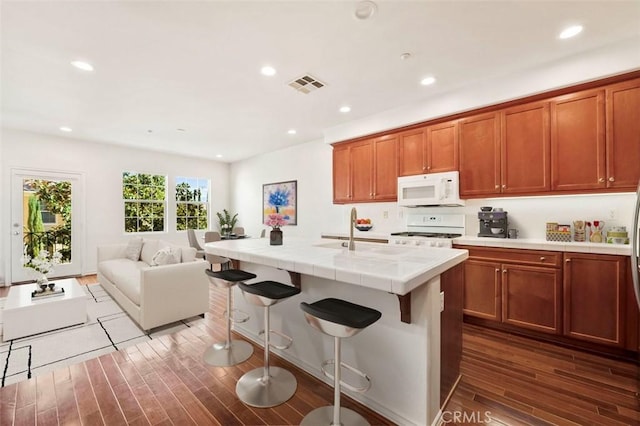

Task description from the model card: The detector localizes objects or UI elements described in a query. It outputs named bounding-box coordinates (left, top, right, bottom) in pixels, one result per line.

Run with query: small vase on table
left=270, top=229, right=283, bottom=246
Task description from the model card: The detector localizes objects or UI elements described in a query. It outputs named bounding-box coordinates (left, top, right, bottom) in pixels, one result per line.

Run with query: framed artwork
left=263, top=180, right=297, bottom=225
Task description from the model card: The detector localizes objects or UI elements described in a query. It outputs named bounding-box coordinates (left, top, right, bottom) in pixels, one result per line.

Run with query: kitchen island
left=205, top=237, right=467, bottom=425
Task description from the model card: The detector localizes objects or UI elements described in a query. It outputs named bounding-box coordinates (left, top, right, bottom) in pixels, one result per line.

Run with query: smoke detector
left=288, top=74, right=326, bottom=94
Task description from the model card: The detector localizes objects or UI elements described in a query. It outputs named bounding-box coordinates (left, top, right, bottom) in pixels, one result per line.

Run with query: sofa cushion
left=98, top=258, right=145, bottom=305
left=152, top=247, right=180, bottom=266
left=181, top=247, right=197, bottom=262
left=125, top=237, right=143, bottom=261
left=140, top=239, right=160, bottom=265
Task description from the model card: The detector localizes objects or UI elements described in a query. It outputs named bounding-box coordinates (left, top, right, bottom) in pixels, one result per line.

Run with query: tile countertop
left=204, top=237, right=468, bottom=295
left=454, top=236, right=632, bottom=256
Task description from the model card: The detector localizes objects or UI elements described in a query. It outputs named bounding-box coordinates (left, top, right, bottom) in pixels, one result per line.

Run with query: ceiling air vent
left=288, top=74, right=326, bottom=94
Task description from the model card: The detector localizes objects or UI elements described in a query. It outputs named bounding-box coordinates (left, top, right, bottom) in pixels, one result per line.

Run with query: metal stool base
left=300, top=406, right=370, bottom=426
left=203, top=340, right=253, bottom=367
left=236, top=367, right=297, bottom=408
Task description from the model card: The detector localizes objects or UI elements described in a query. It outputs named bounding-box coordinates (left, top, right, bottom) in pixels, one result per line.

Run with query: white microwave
left=397, top=171, right=465, bottom=207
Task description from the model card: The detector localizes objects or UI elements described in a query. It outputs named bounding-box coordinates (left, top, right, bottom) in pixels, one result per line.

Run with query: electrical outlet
left=383, top=211, right=389, bottom=219
left=398, top=210, right=403, bottom=219
left=609, top=209, right=616, bottom=220
left=440, top=291, right=445, bottom=312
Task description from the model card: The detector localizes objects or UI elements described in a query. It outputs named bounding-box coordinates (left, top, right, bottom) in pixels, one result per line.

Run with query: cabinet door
left=373, top=135, right=398, bottom=200
left=550, top=89, right=606, bottom=191
left=502, top=264, right=562, bottom=334
left=350, top=140, right=373, bottom=201
left=426, top=120, right=458, bottom=173
left=398, top=128, right=426, bottom=176
left=501, top=101, right=550, bottom=194
left=563, top=253, right=625, bottom=347
left=333, top=145, right=351, bottom=203
left=463, top=259, right=501, bottom=321
left=459, top=112, right=501, bottom=196
left=606, top=78, right=640, bottom=188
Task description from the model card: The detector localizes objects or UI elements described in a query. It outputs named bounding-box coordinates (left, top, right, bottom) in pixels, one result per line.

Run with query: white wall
left=0, top=134, right=4, bottom=284
left=1, top=128, right=229, bottom=282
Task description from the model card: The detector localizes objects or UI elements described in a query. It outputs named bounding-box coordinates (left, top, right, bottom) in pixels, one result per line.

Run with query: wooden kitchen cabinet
left=461, top=247, right=562, bottom=334
left=563, top=253, right=627, bottom=347
left=501, top=101, right=550, bottom=194
left=332, top=135, right=397, bottom=203
left=502, top=263, right=562, bottom=334
left=398, top=121, right=458, bottom=177
left=463, top=259, right=502, bottom=321
left=605, top=78, right=640, bottom=188
left=459, top=112, right=501, bottom=196
left=550, top=88, right=606, bottom=191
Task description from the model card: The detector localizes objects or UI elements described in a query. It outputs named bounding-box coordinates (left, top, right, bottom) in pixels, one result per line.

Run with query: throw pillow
left=151, top=247, right=180, bottom=266
left=181, top=247, right=197, bottom=263
left=124, top=237, right=143, bottom=261
left=158, top=240, right=182, bottom=263
left=140, top=239, right=160, bottom=265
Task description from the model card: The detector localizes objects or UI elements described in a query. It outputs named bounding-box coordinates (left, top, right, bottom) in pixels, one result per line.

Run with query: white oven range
left=389, top=213, right=465, bottom=248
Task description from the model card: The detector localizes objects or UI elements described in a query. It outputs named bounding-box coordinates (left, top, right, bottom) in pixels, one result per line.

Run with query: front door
left=11, top=169, right=84, bottom=283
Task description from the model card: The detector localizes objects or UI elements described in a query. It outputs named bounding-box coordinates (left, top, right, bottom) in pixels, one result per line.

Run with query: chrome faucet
left=349, top=207, right=357, bottom=251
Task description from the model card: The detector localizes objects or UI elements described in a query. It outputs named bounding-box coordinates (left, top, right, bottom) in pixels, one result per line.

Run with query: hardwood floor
left=444, top=324, right=640, bottom=425
left=1, top=276, right=390, bottom=425
left=2, top=276, right=639, bottom=425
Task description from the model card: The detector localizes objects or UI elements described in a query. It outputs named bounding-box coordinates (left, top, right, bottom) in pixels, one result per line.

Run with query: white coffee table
left=3, top=278, right=88, bottom=341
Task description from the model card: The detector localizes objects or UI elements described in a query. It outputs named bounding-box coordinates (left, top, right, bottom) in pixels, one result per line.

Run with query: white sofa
left=97, top=238, right=210, bottom=331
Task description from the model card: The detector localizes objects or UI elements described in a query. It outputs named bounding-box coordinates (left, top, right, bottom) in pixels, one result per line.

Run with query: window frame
left=122, top=171, right=167, bottom=234
left=175, top=176, right=210, bottom=231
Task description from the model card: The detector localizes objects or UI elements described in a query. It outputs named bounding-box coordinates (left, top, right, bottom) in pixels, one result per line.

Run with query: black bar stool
left=235, top=281, right=301, bottom=408
left=203, top=268, right=256, bottom=366
left=300, top=298, right=382, bottom=426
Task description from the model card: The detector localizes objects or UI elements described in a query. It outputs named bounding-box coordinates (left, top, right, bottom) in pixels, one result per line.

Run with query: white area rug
left=0, top=284, right=204, bottom=387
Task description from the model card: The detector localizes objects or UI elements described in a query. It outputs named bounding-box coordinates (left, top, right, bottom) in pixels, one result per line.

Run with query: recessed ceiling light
left=354, top=1, right=377, bottom=20
left=559, top=25, right=583, bottom=39
left=420, top=76, right=436, bottom=86
left=215, top=154, right=223, bottom=158
left=59, top=126, right=72, bottom=132
left=339, top=106, right=351, bottom=113
left=177, top=128, right=186, bottom=132
left=71, top=60, right=94, bottom=71
left=287, top=129, right=297, bottom=135
left=400, top=53, right=412, bottom=60
left=261, top=66, right=276, bottom=76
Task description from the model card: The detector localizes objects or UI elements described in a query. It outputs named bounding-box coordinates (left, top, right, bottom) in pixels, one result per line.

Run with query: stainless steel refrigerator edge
left=632, top=180, right=640, bottom=309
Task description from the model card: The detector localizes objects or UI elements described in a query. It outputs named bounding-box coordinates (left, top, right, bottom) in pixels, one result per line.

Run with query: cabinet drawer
left=462, top=246, right=561, bottom=268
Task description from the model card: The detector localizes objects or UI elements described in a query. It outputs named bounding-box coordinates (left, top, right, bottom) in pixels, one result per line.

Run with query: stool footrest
left=258, top=329, right=293, bottom=350
left=223, top=308, right=250, bottom=324
left=321, top=359, right=371, bottom=393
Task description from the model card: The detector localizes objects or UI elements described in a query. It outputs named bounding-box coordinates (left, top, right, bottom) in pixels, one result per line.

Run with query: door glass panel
left=22, top=179, right=72, bottom=264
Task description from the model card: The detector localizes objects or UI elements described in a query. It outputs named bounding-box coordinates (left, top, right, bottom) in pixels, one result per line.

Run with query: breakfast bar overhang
left=205, top=237, right=468, bottom=425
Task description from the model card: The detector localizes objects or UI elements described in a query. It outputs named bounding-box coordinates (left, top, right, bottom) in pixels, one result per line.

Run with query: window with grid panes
left=122, top=172, right=166, bottom=233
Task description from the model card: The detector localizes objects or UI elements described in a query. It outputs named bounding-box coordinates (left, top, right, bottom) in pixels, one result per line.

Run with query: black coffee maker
left=478, top=208, right=508, bottom=238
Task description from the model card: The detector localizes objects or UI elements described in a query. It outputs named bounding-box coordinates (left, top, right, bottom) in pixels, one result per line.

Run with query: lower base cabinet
left=457, top=245, right=638, bottom=354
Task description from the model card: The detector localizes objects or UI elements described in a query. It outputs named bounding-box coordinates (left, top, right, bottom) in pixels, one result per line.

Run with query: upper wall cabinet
left=550, top=89, right=606, bottom=191
left=332, top=135, right=398, bottom=203
left=501, top=101, right=550, bottom=194
left=398, top=121, right=458, bottom=177
left=459, top=112, right=501, bottom=196
left=606, top=78, right=640, bottom=188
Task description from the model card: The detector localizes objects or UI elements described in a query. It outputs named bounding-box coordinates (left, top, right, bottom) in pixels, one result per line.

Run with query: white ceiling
left=2, top=1, right=639, bottom=163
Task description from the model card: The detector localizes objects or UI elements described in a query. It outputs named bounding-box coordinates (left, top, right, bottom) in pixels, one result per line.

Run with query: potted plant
left=216, top=209, right=238, bottom=236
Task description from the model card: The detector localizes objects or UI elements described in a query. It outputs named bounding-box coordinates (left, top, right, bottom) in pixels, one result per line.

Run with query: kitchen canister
left=606, top=226, right=629, bottom=244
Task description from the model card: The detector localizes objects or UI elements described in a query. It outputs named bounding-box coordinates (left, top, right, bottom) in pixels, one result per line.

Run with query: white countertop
left=454, top=236, right=632, bottom=256
left=205, top=237, right=468, bottom=295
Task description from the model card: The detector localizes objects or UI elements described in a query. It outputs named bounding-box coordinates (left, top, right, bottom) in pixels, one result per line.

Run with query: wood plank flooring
left=1, top=276, right=390, bottom=425
left=2, top=276, right=639, bottom=425
left=444, top=324, right=640, bottom=425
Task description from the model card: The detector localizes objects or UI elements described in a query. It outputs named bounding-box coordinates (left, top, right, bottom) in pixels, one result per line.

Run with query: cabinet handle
left=609, top=177, right=615, bottom=182
left=540, top=256, right=545, bottom=261
left=423, top=166, right=426, bottom=171
left=495, top=184, right=499, bottom=189
left=502, top=269, right=507, bottom=273
left=598, top=177, right=605, bottom=183
left=502, top=185, right=506, bottom=189
left=427, top=166, right=431, bottom=170
left=565, top=258, right=571, bottom=263
left=495, top=268, right=500, bottom=272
